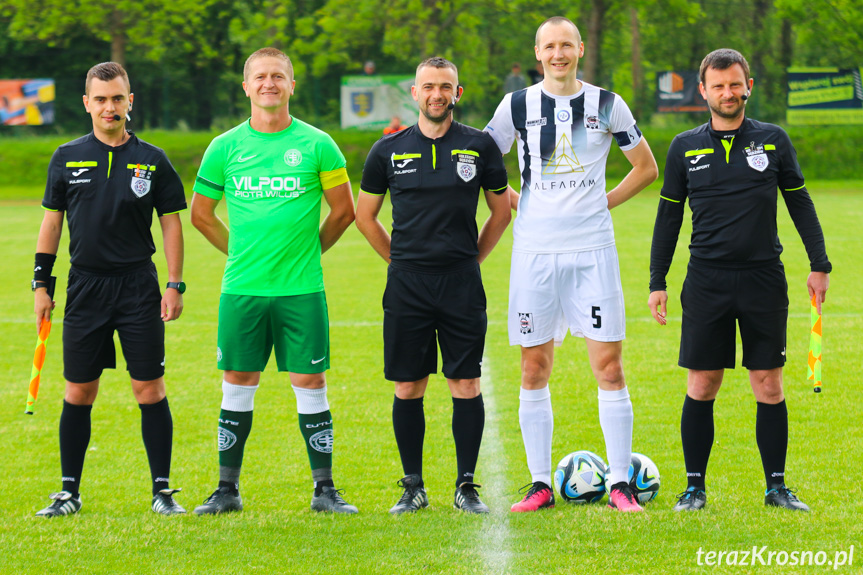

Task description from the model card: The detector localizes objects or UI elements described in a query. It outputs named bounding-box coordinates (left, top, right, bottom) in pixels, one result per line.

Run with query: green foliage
left=1, top=0, right=862, bottom=132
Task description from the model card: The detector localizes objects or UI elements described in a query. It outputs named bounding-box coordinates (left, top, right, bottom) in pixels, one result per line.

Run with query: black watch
left=166, top=281, right=186, bottom=294
left=31, top=279, right=48, bottom=291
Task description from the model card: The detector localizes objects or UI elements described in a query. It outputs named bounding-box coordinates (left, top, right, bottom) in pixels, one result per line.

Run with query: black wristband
left=34, top=253, right=57, bottom=282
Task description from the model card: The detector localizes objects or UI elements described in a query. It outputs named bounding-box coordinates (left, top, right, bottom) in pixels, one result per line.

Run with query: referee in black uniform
left=356, top=57, right=511, bottom=514
left=648, top=49, right=831, bottom=512
left=33, top=62, right=188, bottom=517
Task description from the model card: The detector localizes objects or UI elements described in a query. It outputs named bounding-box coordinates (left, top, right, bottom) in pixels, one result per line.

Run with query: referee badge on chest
left=454, top=151, right=477, bottom=183
left=129, top=163, right=154, bottom=197
left=744, top=142, right=769, bottom=172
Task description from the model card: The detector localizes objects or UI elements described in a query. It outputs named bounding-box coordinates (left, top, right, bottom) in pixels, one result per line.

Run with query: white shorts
left=508, top=247, right=626, bottom=346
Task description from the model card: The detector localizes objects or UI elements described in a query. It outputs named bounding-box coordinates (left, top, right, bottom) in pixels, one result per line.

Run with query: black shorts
left=62, top=263, right=165, bottom=383
left=679, top=261, right=788, bottom=371
left=383, top=262, right=487, bottom=381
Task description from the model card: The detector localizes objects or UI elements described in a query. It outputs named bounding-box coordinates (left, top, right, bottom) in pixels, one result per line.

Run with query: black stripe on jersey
left=511, top=90, right=530, bottom=189
left=569, top=93, right=586, bottom=157
left=539, top=92, right=556, bottom=179
left=598, top=89, right=615, bottom=124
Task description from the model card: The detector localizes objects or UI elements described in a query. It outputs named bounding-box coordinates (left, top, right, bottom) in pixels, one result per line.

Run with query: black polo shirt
left=43, top=132, right=186, bottom=274
left=650, top=117, right=831, bottom=291
left=360, top=122, right=508, bottom=270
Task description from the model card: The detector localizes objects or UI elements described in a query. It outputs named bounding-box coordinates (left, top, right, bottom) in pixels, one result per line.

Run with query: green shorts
left=217, top=292, right=330, bottom=373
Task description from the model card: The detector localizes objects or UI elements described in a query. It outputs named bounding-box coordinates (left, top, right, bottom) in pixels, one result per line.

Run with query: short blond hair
left=243, top=47, right=293, bottom=81
left=535, top=16, right=581, bottom=47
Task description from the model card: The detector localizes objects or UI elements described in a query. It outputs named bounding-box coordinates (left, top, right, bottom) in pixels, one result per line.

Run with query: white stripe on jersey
left=485, top=82, right=641, bottom=254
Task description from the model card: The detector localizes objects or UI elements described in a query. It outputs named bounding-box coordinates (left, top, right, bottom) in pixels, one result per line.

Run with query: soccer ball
left=604, top=452, right=661, bottom=503
left=553, top=450, right=608, bottom=503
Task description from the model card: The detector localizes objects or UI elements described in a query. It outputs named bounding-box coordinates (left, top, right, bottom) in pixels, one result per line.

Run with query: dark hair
left=535, top=16, right=580, bottom=46
left=699, top=49, right=750, bottom=85
left=244, top=47, right=293, bottom=81
left=416, top=56, right=458, bottom=78
left=85, top=62, right=130, bottom=95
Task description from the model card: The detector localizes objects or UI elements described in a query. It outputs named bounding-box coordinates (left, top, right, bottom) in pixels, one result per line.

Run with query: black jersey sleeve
left=776, top=130, right=831, bottom=273
left=42, top=147, right=67, bottom=211
left=153, top=152, right=187, bottom=216
left=360, top=138, right=390, bottom=196
left=479, top=132, right=508, bottom=194
left=649, top=135, right=688, bottom=292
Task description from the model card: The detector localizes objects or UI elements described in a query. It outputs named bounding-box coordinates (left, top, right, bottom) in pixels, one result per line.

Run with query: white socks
left=598, top=387, right=634, bottom=485
left=292, top=385, right=330, bottom=414
left=519, top=386, right=554, bottom=486
left=221, top=380, right=258, bottom=412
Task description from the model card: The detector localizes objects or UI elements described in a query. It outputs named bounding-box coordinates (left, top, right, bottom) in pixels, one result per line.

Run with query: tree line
left=1, top=0, right=860, bottom=133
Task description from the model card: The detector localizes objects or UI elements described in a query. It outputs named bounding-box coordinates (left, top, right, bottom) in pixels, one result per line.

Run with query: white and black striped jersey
left=485, top=82, right=642, bottom=253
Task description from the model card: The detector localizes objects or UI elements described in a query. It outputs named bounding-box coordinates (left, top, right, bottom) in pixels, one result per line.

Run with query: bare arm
left=320, top=181, right=356, bottom=254
left=355, top=191, right=391, bottom=263
left=606, top=138, right=659, bottom=210
left=190, top=192, right=229, bottom=255
left=477, top=188, right=512, bottom=264
left=507, top=184, right=520, bottom=212
left=34, top=210, right=64, bottom=327
left=158, top=213, right=184, bottom=321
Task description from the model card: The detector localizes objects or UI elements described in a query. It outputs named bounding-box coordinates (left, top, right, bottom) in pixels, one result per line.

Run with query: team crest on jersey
left=519, top=313, right=534, bottom=334
left=585, top=115, right=600, bottom=130
left=131, top=177, right=151, bottom=197
left=555, top=107, right=573, bottom=124
left=744, top=141, right=769, bottom=172
left=284, top=149, right=303, bottom=166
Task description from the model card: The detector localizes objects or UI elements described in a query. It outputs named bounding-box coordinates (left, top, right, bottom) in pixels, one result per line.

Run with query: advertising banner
left=786, top=67, right=863, bottom=125
left=0, top=79, right=55, bottom=125
left=655, top=71, right=707, bottom=113
left=341, top=75, right=417, bottom=130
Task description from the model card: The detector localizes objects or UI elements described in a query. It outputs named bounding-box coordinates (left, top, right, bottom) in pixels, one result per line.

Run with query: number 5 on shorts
left=592, top=306, right=602, bottom=329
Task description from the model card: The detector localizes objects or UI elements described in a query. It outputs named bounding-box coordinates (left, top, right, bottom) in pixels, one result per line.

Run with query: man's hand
left=807, top=271, right=829, bottom=314
left=648, top=290, right=668, bottom=325
left=34, top=288, right=55, bottom=328
left=161, top=289, right=183, bottom=321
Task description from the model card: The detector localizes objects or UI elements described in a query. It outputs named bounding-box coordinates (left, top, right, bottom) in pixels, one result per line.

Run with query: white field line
left=479, top=355, right=512, bottom=574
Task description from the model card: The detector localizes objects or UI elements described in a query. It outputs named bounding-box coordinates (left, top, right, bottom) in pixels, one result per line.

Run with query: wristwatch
left=166, top=281, right=186, bottom=294
left=31, top=279, right=48, bottom=291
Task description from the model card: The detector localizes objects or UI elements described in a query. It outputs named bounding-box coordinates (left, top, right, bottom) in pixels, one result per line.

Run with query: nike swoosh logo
left=689, top=155, right=706, bottom=164
left=237, top=155, right=257, bottom=163
left=72, top=168, right=89, bottom=176
left=311, top=357, right=326, bottom=364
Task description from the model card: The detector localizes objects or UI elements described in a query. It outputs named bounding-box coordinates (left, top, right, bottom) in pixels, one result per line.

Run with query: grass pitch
left=1, top=181, right=861, bottom=574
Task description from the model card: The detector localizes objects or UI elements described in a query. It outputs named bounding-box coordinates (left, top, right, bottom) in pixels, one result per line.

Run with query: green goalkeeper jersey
left=195, top=118, right=349, bottom=296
